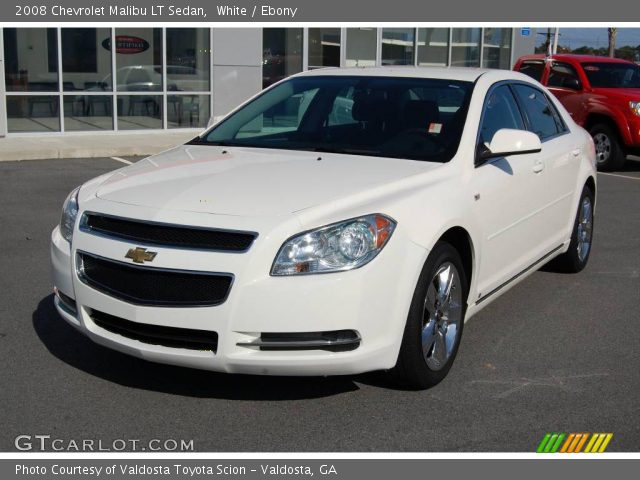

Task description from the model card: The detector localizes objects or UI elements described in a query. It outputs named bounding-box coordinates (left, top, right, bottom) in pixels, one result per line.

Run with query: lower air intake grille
left=90, top=309, right=218, bottom=352
left=77, top=251, right=233, bottom=307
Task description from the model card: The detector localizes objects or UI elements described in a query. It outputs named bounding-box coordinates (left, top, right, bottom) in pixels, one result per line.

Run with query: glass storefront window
left=417, top=28, right=449, bottom=66
left=61, top=28, right=112, bottom=92
left=3, top=28, right=58, bottom=92
left=6, top=96, right=60, bottom=132
left=166, top=29, right=210, bottom=92
left=63, top=95, right=113, bottom=131
left=117, top=95, right=162, bottom=129
left=451, top=28, right=481, bottom=67
left=308, top=28, right=341, bottom=68
left=262, top=28, right=303, bottom=88
left=381, top=28, right=415, bottom=66
left=345, top=28, right=376, bottom=67
left=167, top=94, right=210, bottom=129
left=115, top=28, right=162, bottom=92
left=482, top=28, right=512, bottom=69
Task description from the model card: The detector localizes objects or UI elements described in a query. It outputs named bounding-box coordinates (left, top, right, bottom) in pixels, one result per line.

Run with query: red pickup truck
left=514, top=54, right=640, bottom=170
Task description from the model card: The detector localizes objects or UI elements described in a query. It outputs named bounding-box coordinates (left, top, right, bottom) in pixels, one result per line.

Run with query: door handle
left=533, top=161, right=545, bottom=173
left=571, top=148, right=581, bottom=157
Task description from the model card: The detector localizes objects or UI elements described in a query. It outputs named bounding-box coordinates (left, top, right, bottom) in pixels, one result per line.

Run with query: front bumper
left=50, top=208, right=427, bottom=376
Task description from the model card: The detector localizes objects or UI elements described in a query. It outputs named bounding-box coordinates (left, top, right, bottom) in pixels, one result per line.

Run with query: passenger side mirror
left=476, top=129, right=542, bottom=166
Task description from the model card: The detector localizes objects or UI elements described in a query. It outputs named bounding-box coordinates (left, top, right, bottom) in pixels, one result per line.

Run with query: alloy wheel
left=577, top=196, right=593, bottom=262
left=593, top=133, right=611, bottom=164
left=421, top=262, right=463, bottom=371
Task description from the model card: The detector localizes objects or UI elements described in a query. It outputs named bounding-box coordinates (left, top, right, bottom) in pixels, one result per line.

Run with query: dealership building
left=0, top=27, right=535, bottom=137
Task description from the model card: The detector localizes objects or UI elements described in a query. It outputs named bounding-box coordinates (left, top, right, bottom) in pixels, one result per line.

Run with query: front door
left=472, top=84, right=549, bottom=299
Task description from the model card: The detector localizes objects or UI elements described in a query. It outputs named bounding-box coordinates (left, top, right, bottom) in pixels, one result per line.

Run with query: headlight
left=630, top=101, right=640, bottom=117
left=271, top=214, right=396, bottom=276
left=59, top=187, right=80, bottom=243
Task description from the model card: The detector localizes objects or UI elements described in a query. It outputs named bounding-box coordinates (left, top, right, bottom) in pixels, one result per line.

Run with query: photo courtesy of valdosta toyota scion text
left=0, top=0, right=639, bottom=476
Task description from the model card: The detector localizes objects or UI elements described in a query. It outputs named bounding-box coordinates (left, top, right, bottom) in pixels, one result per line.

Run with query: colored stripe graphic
left=574, top=433, right=590, bottom=453
left=559, top=433, right=575, bottom=453
left=537, top=433, right=552, bottom=453
left=537, top=433, right=613, bottom=453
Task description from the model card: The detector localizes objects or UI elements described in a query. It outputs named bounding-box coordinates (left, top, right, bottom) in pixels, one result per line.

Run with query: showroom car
left=51, top=67, right=597, bottom=389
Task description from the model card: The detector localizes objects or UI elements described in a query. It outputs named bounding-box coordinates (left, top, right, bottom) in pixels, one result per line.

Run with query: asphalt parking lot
left=0, top=156, right=639, bottom=452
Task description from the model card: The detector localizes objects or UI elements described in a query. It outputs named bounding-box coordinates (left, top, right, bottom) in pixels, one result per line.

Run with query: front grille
left=90, top=309, right=218, bottom=351
left=81, top=212, right=257, bottom=252
left=77, top=252, right=233, bottom=307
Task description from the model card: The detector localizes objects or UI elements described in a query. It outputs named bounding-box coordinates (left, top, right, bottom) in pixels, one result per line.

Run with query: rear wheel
left=393, top=242, right=468, bottom=389
left=549, top=186, right=594, bottom=273
left=590, top=123, right=626, bottom=171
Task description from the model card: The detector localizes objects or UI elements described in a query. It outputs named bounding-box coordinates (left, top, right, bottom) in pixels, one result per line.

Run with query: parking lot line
left=597, top=172, right=640, bottom=181
left=110, top=156, right=133, bottom=165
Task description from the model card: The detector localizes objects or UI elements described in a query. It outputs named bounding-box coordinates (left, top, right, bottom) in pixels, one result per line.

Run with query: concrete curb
left=0, top=131, right=199, bottom=161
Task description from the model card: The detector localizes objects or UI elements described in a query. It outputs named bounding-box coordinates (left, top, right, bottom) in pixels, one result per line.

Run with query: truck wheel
left=590, top=124, right=626, bottom=171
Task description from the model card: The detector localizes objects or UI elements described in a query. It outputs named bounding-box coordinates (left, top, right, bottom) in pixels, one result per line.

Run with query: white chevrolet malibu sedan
left=51, top=67, right=596, bottom=388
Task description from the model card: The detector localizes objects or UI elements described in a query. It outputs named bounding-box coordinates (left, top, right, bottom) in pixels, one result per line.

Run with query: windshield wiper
left=306, top=146, right=380, bottom=156
left=186, top=138, right=240, bottom=147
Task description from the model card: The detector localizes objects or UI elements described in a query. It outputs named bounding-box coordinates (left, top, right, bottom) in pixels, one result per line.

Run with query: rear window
left=518, top=61, right=545, bottom=82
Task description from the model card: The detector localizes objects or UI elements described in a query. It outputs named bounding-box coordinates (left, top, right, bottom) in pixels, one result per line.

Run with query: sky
left=534, top=28, right=640, bottom=49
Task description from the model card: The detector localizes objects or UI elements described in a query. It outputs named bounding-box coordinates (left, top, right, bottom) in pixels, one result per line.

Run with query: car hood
left=95, top=145, right=438, bottom=217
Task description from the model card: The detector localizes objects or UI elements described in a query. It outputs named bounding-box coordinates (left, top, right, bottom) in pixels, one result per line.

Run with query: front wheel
left=392, top=242, right=468, bottom=389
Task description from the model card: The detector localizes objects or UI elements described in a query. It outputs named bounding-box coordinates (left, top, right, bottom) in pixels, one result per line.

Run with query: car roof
left=294, top=66, right=494, bottom=82
left=517, top=54, right=635, bottom=64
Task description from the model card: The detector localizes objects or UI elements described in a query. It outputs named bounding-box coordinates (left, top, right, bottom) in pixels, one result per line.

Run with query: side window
left=544, top=94, right=569, bottom=134
left=479, top=85, right=525, bottom=145
left=518, top=61, right=545, bottom=82
left=512, top=84, right=560, bottom=141
left=548, top=62, right=581, bottom=89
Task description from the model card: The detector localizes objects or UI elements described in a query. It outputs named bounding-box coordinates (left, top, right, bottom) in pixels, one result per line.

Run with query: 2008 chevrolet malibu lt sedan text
left=51, top=67, right=596, bottom=388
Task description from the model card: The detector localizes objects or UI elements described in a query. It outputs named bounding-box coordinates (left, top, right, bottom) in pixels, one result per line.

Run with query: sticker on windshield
left=584, top=65, right=600, bottom=72
left=428, top=122, right=442, bottom=134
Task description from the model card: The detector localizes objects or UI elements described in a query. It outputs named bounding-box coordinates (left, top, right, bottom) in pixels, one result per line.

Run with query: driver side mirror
left=564, top=77, right=582, bottom=90
left=476, top=128, right=542, bottom=166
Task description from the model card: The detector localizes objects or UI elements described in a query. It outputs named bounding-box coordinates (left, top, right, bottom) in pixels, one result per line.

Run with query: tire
left=549, top=186, right=595, bottom=273
left=590, top=123, right=626, bottom=171
left=392, top=241, right=468, bottom=390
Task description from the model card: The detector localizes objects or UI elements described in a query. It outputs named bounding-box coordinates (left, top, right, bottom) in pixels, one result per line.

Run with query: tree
left=607, top=28, right=618, bottom=57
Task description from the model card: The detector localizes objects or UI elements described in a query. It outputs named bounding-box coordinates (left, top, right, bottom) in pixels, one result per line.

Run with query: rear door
left=512, top=83, right=578, bottom=250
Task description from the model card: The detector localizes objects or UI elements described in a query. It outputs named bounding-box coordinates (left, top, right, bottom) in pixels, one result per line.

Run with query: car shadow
left=33, top=295, right=398, bottom=399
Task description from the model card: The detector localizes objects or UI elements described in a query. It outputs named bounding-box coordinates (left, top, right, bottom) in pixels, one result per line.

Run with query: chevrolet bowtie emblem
left=125, top=247, right=157, bottom=264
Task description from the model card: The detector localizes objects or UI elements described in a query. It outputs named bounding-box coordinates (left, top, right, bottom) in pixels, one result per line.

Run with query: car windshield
left=581, top=62, right=640, bottom=88
left=197, top=75, right=474, bottom=162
